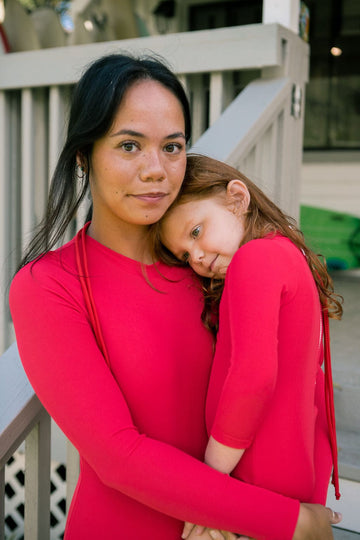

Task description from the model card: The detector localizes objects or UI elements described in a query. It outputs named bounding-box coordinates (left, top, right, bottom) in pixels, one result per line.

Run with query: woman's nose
left=139, top=151, right=165, bottom=182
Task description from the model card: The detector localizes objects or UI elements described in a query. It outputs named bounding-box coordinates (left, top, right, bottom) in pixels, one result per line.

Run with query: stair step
left=334, top=372, right=360, bottom=433
left=333, top=528, right=360, bottom=539
left=338, top=430, right=360, bottom=482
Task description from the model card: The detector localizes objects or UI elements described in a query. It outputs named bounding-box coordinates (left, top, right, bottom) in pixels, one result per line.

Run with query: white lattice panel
left=4, top=451, right=67, bottom=539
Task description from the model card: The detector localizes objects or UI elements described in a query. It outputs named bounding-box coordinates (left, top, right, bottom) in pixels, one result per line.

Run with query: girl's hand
left=182, top=522, right=201, bottom=538
left=182, top=522, right=249, bottom=540
left=293, top=503, right=342, bottom=539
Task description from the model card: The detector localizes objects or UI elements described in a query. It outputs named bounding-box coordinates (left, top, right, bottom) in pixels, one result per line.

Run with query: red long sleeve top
left=9, top=231, right=300, bottom=539
left=206, top=236, right=333, bottom=503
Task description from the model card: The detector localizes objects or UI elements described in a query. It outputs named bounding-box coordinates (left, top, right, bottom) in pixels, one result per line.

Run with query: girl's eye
left=191, top=226, right=201, bottom=239
left=182, top=252, right=189, bottom=263
left=164, top=143, right=182, bottom=154
left=120, top=141, right=139, bottom=152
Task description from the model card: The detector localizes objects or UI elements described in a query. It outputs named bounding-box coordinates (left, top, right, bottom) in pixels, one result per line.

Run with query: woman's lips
left=131, top=192, right=168, bottom=203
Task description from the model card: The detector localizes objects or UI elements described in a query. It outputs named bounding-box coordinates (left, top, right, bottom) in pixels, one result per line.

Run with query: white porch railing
left=0, top=23, right=309, bottom=538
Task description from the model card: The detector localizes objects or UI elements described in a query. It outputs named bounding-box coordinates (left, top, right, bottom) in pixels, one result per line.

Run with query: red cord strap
left=75, top=223, right=111, bottom=369
left=323, top=307, right=341, bottom=500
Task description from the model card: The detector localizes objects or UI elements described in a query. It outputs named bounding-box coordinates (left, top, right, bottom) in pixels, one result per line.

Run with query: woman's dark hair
left=17, top=52, right=191, bottom=270
left=153, top=154, right=343, bottom=334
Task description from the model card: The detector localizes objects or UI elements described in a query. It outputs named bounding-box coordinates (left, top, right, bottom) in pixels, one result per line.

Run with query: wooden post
left=24, top=411, right=51, bottom=540
left=0, top=467, right=5, bottom=540
left=66, top=440, right=80, bottom=514
left=262, top=0, right=300, bottom=34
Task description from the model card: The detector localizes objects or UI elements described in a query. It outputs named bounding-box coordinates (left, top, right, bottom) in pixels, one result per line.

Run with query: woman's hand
left=293, top=503, right=342, bottom=539
left=182, top=522, right=250, bottom=540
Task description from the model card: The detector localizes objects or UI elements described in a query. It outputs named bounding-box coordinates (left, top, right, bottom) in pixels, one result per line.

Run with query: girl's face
left=160, top=182, right=249, bottom=278
left=88, top=80, right=187, bottom=235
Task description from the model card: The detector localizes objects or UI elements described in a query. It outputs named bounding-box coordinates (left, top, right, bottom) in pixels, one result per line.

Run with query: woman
left=9, top=53, right=340, bottom=539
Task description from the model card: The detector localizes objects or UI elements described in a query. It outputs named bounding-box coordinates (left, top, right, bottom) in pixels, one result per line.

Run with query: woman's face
left=88, top=79, right=187, bottom=234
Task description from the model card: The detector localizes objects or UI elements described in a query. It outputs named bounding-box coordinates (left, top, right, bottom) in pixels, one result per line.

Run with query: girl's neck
left=87, top=219, right=154, bottom=264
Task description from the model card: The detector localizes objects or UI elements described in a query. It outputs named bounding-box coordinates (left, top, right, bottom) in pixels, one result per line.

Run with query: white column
left=24, top=411, right=51, bottom=540
left=0, top=91, right=9, bottom=353
left=262, top=0, right=300, bottom=34
left=21, top=88, right=36, bottom=250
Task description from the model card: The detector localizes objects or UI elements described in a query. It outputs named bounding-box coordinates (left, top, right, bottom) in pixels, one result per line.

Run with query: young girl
left=158, top=153, right=342, bottom=538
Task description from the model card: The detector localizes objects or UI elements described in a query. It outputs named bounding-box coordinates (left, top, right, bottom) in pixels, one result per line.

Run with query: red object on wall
left=0, top=24, right=10, bottom=52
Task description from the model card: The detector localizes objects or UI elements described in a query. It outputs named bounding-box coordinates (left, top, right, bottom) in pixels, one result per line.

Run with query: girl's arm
left=181, top=436, right=244, bottom=537
left=205, top=435, right=245, bottom=474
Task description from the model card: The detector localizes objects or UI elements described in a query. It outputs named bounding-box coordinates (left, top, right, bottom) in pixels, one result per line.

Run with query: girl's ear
left=226, top=179, right=250, bottom=213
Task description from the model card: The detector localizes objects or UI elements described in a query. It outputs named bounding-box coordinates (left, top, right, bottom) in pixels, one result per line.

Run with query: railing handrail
left=193, top=76, right=290, bottom=163
left=0, top=342, right=44, bottom=469
left=0, top=22, right=295, bottom=90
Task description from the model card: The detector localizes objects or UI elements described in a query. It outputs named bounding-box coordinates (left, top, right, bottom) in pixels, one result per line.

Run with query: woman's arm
left=9, top=262, right=315, bottom=540
left=182, top=504, right=341, bottom=540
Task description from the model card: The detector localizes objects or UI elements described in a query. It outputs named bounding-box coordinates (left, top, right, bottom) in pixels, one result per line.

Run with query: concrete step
left=326, top=272, right=360, bottom=535
left=329, top=271, right=360, bottom=434
left=334, top=373, right=360, bottom=433
left=333, top=528, right=360, bottom=539
left=338, top=429, right=360, bottom=482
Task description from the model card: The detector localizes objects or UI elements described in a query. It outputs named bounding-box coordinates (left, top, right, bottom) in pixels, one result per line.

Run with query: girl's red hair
left=152, top=154, right=343, bottom=334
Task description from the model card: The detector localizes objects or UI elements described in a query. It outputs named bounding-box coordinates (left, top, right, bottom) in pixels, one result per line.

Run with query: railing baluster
left=24, top=410, right=51, bottom=540
left=0, top=467, right=5, bottom=540
left=190, top=73, right=206, bottom=144
left=49, top=85, right=68, bottom=182
left=0, top=90, right=9, bottom=353
left=209, top=72, right=223, bottom=126
left=21, top=88, right=36, bottom=251
left=66, top=440, right=79, bottom=514
left=209, top=72, right=233, bottom=126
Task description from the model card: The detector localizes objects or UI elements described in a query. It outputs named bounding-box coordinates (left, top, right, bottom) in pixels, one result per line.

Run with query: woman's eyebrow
left=165, top=132, right=186, bottom=140
left=110, top=129, right=144, bottom=138
left=110, top=129, right=185, bottom=140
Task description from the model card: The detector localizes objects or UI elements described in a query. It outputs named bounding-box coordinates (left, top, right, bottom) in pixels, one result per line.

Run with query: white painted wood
left=33, top=88, right=50, bottom=224
left=0, top=24, right=288, bottom=90
left=262, top=0, right=300, bottom=34
left=0, top=466, right=4, bottom=540
left=192, top=77, right=290, bottom=160
left=66, top=440, right=80, bottom=514
left=208, top=72, right=234, bottom=127
left=49, top=86, right=68, bottom=182
left=21, top=89, right=36, bottom=251
left=190, top=73, right=206, bottom=144
left=0, top=91, right=10, bottom=354
left=24, top=412, right=51, bottom=540
left=209, top=72, right=223, bottom=126
left=0, top=341, right=82, bottom=536
left=0, top=342, right=44, bottom=469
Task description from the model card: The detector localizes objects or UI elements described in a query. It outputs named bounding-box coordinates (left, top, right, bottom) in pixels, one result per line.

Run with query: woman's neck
left=87, top=219, right=154, bottom=264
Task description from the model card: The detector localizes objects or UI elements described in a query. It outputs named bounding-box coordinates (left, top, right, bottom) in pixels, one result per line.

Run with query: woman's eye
left=182, top=252, right=190, bottom=263
left=191, top=226, right=201, bottom=239
left=164, top=143, right=182, bottom=154
left=120, top=141, right=138, bottom=152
